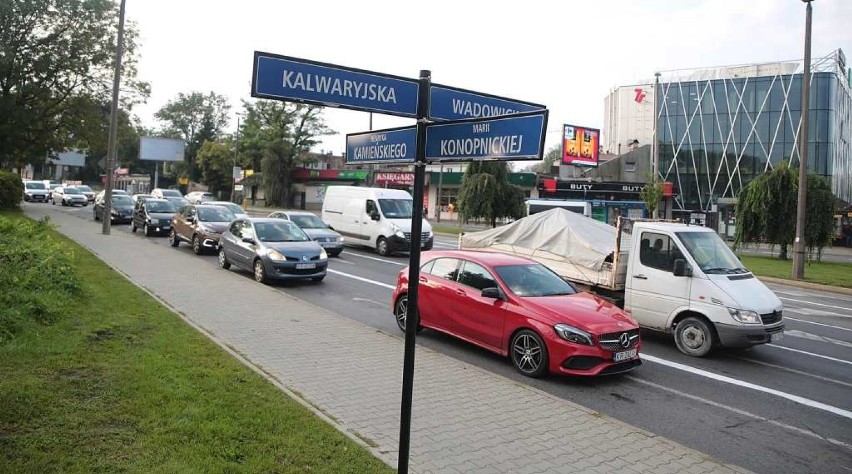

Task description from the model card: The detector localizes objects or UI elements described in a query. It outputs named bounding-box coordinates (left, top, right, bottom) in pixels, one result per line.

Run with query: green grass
left=431, top=224, right=466, bottom=235
left=738, top=254, right=852, bottom=288
left=0, top=212, right=394, bottom=473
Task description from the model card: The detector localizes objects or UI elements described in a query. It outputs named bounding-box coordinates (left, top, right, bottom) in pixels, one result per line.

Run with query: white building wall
left=603, top=84, right=656, bottom=155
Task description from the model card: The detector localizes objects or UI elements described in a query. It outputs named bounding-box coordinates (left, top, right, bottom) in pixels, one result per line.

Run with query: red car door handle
left=419, top=277, right=427, bottom=283
left=454, top=289, right=466, bottom=296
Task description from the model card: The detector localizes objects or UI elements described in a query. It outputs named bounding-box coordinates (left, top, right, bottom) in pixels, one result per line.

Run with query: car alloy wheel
left=192, top=235, right=202, bottom=255
left=393, top=295, right=422, bottom=333
left=144, top=223, right=151, bottom=237
left=218, top=248, right=231, bottom=269
left=169, top=230, right=179, bottom=247
left=510, top=329, right=549, bottom=378
left=254, top=259, right=267, bottom=284
left=130, top=221, right=136, bottom=232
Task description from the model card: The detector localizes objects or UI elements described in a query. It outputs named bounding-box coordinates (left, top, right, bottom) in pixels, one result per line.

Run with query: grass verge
left=0, top=211, right=394, bottom=473
left=738, top=254, right=852, bottom=288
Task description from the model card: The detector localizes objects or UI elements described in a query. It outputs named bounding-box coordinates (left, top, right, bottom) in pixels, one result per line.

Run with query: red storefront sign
left=374, top=172, right=414, bottom=187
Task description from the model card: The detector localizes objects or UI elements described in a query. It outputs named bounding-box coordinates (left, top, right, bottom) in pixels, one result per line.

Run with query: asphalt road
left=30, top=202, right=852, bottom=474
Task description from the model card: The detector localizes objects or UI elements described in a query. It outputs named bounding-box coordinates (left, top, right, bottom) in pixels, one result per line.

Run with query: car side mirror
left=242, top=237, right=256, bottom=244
left=370, top=212, right=380, bottom=221
left=673, top=259, right=692, bottom=277
left=481, top=287, right=503, bottom=299
left=186, top=216, right=195, bottom=223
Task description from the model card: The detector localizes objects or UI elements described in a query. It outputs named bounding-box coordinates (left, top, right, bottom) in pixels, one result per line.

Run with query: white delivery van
left=321, top=186, right=434, bottom=256
left=459, top=209, right=784, bottom=357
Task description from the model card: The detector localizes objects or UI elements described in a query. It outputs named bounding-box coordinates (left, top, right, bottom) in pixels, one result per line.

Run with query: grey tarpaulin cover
left=458, top=208, right=617, bottom=271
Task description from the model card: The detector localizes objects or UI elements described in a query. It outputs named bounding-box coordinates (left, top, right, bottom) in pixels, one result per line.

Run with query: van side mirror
left=370, top=212, right=380, bottom=221
left=481, top=287, right=503, bottom=299
left=673, top=259, right=692, bottom=277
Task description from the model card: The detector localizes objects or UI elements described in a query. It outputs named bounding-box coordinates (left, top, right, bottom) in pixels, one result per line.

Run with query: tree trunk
left=779, top=244, right=788, bottom=260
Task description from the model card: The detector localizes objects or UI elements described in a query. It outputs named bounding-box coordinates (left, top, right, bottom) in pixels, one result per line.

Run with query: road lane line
left=340, top=252, right=406, bottom=266
left=626, top=376, right=852, bottom=451
left=785, top=306, right=852, bottom=319
left=786, top=317, right=852, bottom=333
left=785, top=329, right=852, bottom=349
left=327, top=269, right=395, bottom=289
left=730, top=356, right=852, bottom=389
left=641, top=354, right=852, bottom=420
left=779, top=297, right=852, bottom=314
left=766, top=344, right=852, bottom=366
left=329, top=257, right=355, bottom=265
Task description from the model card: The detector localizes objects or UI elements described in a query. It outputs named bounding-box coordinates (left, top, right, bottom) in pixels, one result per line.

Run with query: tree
left=456, top=161, right=526, bottom=228
left=239, top=100, right=332, bottom=207
left=194, top=140, right=234, bottom=197
left=154, top=91, right=231, bottom=181
left=522, top=145, right=561, bottom=173
left=640, top=180, right=664, bottom=219
left=0, top=0, right=149, bottom=170
left=734, top=161, right=834, bottom=260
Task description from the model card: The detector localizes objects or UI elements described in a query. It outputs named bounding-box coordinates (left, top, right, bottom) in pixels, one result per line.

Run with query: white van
left=321, top=186, right=434, bottom=256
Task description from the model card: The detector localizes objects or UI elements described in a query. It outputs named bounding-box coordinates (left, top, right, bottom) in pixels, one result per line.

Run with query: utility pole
left=651, top=72, right=661, bottom=219
left=792, top=0, right=814, bottom=280
left=101, top=0, right=126, bottom=235
left=230, top=114, right=241, bottom=203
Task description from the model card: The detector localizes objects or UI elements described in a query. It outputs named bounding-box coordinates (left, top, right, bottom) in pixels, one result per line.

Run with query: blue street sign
left=252, top=52, right=420, bottom=118
left=429, top=84, right=544, bottom=121
left=424, top=110, right=548, bottom=162
left=346, top=126, right=417, bottom=165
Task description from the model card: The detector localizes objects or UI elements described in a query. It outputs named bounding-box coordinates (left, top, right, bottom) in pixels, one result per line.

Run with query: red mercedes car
left=391, top=250, right=641, bottom=377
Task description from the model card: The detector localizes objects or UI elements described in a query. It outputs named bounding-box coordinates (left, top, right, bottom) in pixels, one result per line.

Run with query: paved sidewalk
left=27, top=206, right=749, bottom=474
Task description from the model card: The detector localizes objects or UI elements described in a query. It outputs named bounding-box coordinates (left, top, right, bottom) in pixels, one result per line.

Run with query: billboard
left=49, top=150, right=86, bottom=167
left=562, top=124, right=600, bottom=167
left=140, top=136, right=185, bottom=162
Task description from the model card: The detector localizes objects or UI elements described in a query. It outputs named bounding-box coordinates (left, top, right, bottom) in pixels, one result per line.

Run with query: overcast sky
left=125, top=0, right=852, bottom=159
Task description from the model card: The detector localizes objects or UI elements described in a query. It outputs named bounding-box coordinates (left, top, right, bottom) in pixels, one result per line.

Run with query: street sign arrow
left=429, top=84, right=544, bottom=121
left=252, top=52, right=420, bottom=118
left=424, top=110, right=548, bottom=162
left=345, top=126, right=417, bottom=165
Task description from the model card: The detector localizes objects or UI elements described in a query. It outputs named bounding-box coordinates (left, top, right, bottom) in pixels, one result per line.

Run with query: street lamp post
left=101, top=0, right=127, bottom=235
left=792, top=0, right=814, bottom=280
left=230, top=114, right=242, bottom=203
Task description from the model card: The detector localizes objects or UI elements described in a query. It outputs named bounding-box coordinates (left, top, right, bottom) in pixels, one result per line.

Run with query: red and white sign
left=115, top=167, right=129, bottom=176
left=374, top=172, right=414, bottom=186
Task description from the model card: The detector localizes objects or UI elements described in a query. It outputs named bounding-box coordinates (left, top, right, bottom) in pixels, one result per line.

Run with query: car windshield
left=213, top=202, right=243, bottom=214
left=495, top=264, right=577, bottom=297
left=65, top=187, right=82, bottom=195
left=76, top=185, right=92, bottom=192
left=111, top=195, right=134, bottom=205
left=254, top=221, right=310, bottom=242
left=197, top=206, right=234, bottom=222
left=26, top=182, right=46, bottom=189
left=147, top=201, right=175, bottom=213
left=676, top=231, right=747, bottom=274
left=290, top=214, right=327, bottom=229
left=378, top=199, right=413, bottom=219
left=161, top=189, right=182, bottom=197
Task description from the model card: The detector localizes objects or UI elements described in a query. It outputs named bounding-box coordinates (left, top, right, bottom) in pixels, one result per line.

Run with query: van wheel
left=376, top=237, right=390, bottom=256
left=674, top=316, right=716, bottom=357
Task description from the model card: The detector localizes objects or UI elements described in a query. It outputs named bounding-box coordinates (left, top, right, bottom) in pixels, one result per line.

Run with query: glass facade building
left=656, top=52, right=852, bottom=211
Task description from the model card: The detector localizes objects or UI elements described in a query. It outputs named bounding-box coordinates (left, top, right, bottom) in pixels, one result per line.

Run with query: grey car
left=217, top=218, right=328, bottom=284
left=268, top=210, right=344, bottom=257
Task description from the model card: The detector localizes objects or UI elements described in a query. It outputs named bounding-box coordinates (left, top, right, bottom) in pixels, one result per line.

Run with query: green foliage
left=639, top=181, right=664, bottom=218
left=155, top=91, right=231, bottom=181
left=524, top=145, right=561, bottom=173
left=734, top=161, right=835, bottom=260
left=0, top=215, right=80, bottom=343
left=0, top=0, right=149, bottom=170
left=0, top=172, right=24, bottom=209
left=195, top=140, right=235, bottom=196
left=238, top=100, right=333, bottom=207
left=457, top=161, right=526, bottom=227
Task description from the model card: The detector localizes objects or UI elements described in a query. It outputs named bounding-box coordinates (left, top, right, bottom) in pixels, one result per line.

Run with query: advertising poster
left=562, top=124, right=600, bottom=167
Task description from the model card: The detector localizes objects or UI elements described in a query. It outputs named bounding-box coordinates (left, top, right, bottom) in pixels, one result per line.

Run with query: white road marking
left=786, top=317, right=852, bottom=333
left=731, top=356, right=852, bottom=389
left=786, top=306, right=852, bottom=319
left=432, top=241, right=458, bottom=249
left=766, top=344, right=852, bottom=366
left=626, top=376, right=852, bottom=451
left=330, top=257, right=355, bottom=265
left=785, top=329, right=852, bottom=349
left=342, top=251, right=406, bottom=266
left=327, top=269, right=395, bottom=289
left=779, top=297, right=852, bottom=314
left=773, top=289, right=852, bottom=303
left=353, top=297, right=387, bottom=307
left=641, top=354, right=852, bottom=420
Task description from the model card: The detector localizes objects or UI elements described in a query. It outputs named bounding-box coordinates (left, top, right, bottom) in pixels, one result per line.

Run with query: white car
left=151, top=188, right=184, bottom=200
left=185, top=191, right=214, bottom=204
left=51, top=186, right=88, bottom=206
left=23, top=181, right=50, bottom=203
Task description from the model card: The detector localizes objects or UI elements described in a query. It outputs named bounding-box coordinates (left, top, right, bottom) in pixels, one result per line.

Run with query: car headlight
left=319, top=248, right=328, bottom=260
left=110, top=208, right=119, bottom=215
left=427, top=229, right=434, bottom=238
left=267, top=249, right=286, bottom=261
left=338, top=236, right=345, bottom=242
left=727, top=308, right=762, bottom=324
left=395, top=230, right=405, bottom=238
left=554, top=324, right=594, bottom=345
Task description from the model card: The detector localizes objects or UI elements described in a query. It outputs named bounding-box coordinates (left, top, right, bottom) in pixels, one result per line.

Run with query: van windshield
left=676, top=231, right=747, bottom=274
left=379, top=199, right=413, bottom=219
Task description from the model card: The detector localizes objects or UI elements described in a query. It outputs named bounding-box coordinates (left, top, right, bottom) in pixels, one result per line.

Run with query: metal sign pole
left=101, top=0, right=126, bottom=235
left=398, top=69, right=430, bottom=474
